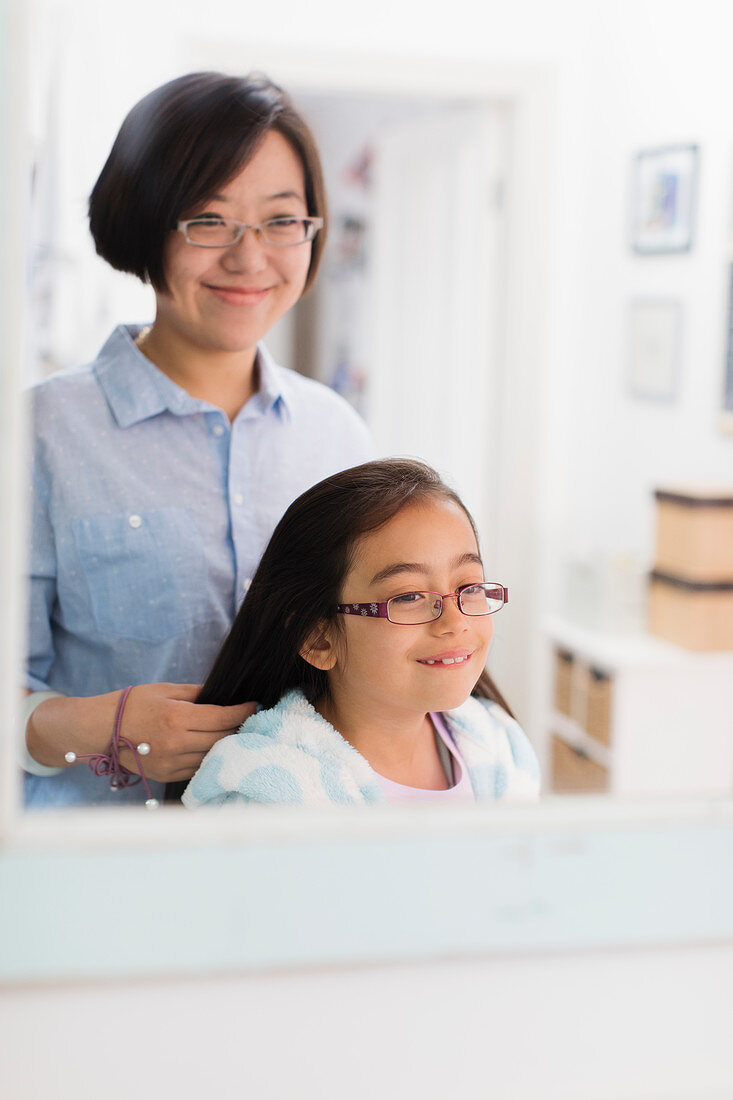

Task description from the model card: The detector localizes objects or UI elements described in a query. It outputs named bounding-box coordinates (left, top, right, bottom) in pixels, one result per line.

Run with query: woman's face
left=156, top=130, right=312, bottom=356
left=326, top=498, right=495, bottom=722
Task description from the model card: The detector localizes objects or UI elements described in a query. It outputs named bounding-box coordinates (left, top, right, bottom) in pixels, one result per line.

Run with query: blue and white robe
left=183, top=690, right=540, bottom=808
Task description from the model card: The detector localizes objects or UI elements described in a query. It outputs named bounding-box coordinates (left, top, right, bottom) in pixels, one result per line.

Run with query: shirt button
left=243, top=578, right=252, bottom=594
left=128, top=514, right=142, bottom=528
left=233, top=493, right=244, bottom=506
left=212, top=424, right=225, bottom=437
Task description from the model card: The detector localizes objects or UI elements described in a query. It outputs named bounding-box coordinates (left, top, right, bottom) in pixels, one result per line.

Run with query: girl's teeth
left=423, top=656, right=468, bottom=665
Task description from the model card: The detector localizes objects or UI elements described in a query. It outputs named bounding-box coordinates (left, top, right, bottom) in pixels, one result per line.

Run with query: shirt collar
left=251, top=341, right=292, bottom=421
left=94, top=325, right=291, bottom=428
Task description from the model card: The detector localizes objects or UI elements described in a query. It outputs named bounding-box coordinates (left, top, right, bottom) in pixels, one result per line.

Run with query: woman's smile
left=204, top=283, right=275, bottom=306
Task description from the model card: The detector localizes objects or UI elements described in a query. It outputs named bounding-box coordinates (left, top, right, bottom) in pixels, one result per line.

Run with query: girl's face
left=155, top=130, right=312, bottom=356
left=327, top=498, right=495, bottom=720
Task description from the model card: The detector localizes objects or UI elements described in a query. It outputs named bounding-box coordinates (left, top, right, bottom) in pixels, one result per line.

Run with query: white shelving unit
left=542, top=614, right=733, bottom=797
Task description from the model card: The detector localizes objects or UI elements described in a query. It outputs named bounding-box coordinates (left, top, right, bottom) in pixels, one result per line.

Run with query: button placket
left=227, top=417, right=254, bottom=609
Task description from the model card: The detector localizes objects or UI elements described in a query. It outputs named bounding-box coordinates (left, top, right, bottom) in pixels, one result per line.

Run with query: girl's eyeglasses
left=337, top=583, right=508, bottom=625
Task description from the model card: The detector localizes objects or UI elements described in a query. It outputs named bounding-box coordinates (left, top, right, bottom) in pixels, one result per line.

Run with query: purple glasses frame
left=336, top=583, right=509, bottom=624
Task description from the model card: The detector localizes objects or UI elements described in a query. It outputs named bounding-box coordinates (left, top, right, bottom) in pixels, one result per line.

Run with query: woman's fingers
left=95, top=685, right=257, bottom=781
left=132, top=685, right=256, bottom=733
left=175, top=731, right=243, bottom=753
left=118, top=747, right=216, bottom=783
left=35, top=684, right=255, bottom=774
left=167, top=755, right=218, bottom=782
left=177, top=699, right=258, bottom=732
left=157, top=683, right=202, bottom=701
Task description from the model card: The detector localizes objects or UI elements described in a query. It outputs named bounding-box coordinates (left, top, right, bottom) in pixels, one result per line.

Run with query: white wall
left=3, top=944, right=733, bottom=1099
left=555, top=5, right=733, bottom=572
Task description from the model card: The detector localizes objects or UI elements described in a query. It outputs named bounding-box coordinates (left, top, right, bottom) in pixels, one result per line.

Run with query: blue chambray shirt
left=25, top=325, right=374, bottom=808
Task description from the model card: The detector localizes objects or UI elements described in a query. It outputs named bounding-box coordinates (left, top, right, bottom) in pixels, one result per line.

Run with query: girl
left=183, top=459, right=540, bottom=807
left=23, top=72, right=372, bottom=808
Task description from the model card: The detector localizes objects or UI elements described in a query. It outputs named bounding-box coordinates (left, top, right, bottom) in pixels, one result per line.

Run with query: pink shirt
left=374, top=713, right=475, bottom=803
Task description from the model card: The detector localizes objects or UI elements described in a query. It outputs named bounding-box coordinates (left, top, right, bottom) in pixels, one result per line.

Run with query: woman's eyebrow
left=265, top=190, right=306, bottom=202
left=369, top=552, right=482, bottom=587
left=201, top=190, right=305, bottom=205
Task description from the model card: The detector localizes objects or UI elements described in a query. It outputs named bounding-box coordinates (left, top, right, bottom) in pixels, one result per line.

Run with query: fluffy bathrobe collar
left=183, top=689, right=540, bottom=809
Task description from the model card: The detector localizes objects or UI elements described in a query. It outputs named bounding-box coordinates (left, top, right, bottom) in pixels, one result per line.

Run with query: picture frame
left=627, top=298, right=682, bottom=402
left=631, top=145, right=698, bottom=254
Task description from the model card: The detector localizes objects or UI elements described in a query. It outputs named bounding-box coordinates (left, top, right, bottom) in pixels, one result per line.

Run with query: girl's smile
left=416, top=649, right=476, bottom=666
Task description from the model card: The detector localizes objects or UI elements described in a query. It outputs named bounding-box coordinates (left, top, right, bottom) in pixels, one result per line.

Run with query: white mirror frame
left=2, top=24, right=733, bottom=987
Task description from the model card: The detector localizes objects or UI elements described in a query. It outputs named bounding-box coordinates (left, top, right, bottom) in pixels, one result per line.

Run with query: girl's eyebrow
left=369, top=552, right=482, bottom=587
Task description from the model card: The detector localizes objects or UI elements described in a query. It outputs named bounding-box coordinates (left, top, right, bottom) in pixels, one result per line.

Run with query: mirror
left=3, top=0, right=733, bottom=1008
left=8, top=0, right=733, bottom=822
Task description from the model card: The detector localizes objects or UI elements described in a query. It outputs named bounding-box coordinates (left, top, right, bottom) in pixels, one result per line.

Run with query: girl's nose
left=434, top=593, right=466, bottom=633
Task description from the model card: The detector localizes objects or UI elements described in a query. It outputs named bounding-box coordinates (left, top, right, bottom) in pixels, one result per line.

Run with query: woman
left=23, top=71, right=373, bottom=808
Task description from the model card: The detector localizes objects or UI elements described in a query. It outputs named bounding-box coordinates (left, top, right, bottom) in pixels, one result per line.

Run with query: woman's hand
left=26, top=683, right=256, bottom=783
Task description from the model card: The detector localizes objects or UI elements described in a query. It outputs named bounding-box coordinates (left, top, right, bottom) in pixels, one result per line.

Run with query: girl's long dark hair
left=166, top=459, right=513, bottom=801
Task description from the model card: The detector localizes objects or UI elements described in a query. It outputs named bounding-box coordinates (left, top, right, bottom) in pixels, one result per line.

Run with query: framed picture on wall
left=631, top=145, right=698, bottom=254
left=627, top=299, right=681, bottom=402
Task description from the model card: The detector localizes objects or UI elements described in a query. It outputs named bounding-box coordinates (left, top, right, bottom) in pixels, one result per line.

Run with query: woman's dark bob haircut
left=89, top=71, right=327, bottom=294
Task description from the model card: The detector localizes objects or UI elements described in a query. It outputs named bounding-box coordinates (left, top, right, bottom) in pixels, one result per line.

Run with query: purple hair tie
left=64, top=686, right=159, bottom=808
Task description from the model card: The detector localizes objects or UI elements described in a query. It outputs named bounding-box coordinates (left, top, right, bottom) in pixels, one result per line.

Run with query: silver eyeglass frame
left=176, top=216, right=324, bottom=248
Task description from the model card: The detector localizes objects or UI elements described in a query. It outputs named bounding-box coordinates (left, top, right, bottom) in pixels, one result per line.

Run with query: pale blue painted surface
left=1, top=820, right=733, bottom=983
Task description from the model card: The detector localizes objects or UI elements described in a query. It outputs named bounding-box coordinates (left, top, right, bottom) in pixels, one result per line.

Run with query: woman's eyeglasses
left=337, top=583, right=508, bottom=625
left=177, top=216, right=323, bottom=248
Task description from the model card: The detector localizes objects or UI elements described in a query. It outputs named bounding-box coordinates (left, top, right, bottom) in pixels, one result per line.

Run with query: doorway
left=275, top=89, right=511, bottom=571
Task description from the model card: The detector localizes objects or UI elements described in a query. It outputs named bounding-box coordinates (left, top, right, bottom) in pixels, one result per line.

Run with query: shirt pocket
left=72, top=508, right=212, bottom=643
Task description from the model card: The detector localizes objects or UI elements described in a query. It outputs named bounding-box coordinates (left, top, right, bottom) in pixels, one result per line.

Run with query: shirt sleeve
left=26, top=456, right=58, bottom=694
left=20, top=691, right=65, bottom=776
left=333, top=398, right=376, bottom=466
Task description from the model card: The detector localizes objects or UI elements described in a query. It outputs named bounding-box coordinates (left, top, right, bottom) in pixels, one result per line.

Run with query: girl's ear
left=299, top=623, right=339, bottom=671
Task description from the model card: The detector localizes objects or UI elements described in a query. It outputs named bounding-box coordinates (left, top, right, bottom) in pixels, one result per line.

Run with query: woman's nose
left=221, top=226, right=268, bottom=272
